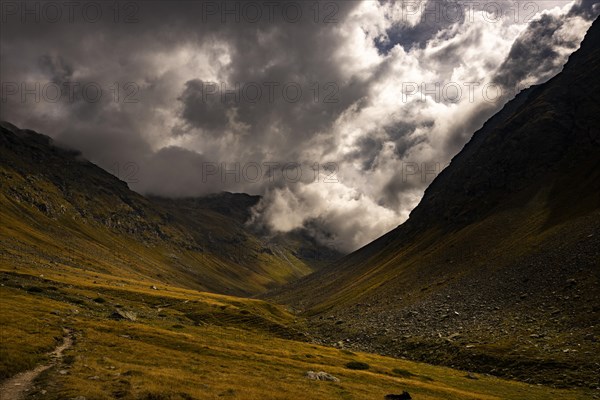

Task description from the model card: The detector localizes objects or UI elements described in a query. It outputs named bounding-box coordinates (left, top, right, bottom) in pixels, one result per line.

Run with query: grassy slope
left=272, top=184, right=600, bottom=314
left=0, top=186, right=309, bottom=296
left=270, top=17, right=600, bottom=313
left=1, top=19, right=598, bottom=400
left=265, top=18, right=600, bottom=388
left=0, top=122, right=326, bottom=297
left=0, top=265, right=592, bottom=400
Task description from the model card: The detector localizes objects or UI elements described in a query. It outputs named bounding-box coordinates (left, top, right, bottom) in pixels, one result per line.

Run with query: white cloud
left=1, top=0, right=594, bottom=252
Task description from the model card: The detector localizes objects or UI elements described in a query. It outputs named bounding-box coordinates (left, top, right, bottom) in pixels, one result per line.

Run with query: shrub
left=392, top=368, right=415, bottom=378
left=345, top=361, right=370, bottom=370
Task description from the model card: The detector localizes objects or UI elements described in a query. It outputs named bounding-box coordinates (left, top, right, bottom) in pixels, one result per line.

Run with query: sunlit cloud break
left=1, top=0, right=597, bottom=251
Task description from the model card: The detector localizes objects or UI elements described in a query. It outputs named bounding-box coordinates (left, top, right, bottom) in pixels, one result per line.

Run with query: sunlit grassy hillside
left=0, top=122, right=343, bottom=297
left=0, top=264, right=593, bottom=400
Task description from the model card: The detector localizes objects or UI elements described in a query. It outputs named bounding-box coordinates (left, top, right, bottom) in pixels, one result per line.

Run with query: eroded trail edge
left=0, top=328, right=73, bottom=400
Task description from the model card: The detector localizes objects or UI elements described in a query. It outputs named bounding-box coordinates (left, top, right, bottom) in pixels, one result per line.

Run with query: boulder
left=109, top=309, right=137, bottom=321
left=305, top=371, right=340, bottom=382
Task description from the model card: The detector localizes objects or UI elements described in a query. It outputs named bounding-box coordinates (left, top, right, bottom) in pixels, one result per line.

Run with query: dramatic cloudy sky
left=1, top=0, right=598, bottom=251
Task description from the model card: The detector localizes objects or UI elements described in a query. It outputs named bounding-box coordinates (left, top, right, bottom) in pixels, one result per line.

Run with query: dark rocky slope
left=268, top=18, right=600, bottom=388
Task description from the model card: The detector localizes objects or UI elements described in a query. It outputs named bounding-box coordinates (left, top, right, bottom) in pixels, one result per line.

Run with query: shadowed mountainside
left=267, top=18, right=600, bottom=388
left=0, top=122, right=342, bottom=297
left=2, top=124, right=587, bottom=400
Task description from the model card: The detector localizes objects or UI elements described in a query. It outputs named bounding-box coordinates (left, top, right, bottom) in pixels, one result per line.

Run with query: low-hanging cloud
left=1, top=0, right=597, bottom=252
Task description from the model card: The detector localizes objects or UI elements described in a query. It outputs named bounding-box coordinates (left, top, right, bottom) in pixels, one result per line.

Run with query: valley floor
left=0, top=265, right=595, bottom=400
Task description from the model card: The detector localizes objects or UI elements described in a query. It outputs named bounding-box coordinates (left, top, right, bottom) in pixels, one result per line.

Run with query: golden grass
left=0, top=287, right=69, bottom=379
left=0, top=176, right=314, bottom=298
left=0, top=268, right=592, bottom=400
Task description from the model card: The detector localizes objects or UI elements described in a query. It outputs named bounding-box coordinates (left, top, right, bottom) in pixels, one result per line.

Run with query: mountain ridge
left=0, top=122, right=343, bottom=297
left=265, top=17, right=600, bottom=388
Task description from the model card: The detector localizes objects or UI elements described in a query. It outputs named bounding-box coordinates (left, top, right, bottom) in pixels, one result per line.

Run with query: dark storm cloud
left=390, top=123, right=430, bottom=159
left=381, top=169, right=424, bottom=209
left=37, top=55, right=74, bottom=83
left=0, top=0, right=594, bottom=250
left=494, top=14, right=569, bottom=87
left=136, top=146, right=220, bottom=197
left=568, top=0, right=600, bottom=19
left=178, top=79, right=230, bottom=133
left=494, top=0, right=599, bottom=88
left=428, top=25, right=483, bottom=74
left=346, top=136, right=385, bottom=171
left=376, top=0, right=465, bottom=53
left=0, top=0, right=363, bottom=172
left=171, top=12, right=374, bottom=162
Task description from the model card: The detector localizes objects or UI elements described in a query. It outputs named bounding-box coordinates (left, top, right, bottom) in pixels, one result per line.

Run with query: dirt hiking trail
left=0, top=328, right=73, bottom=400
